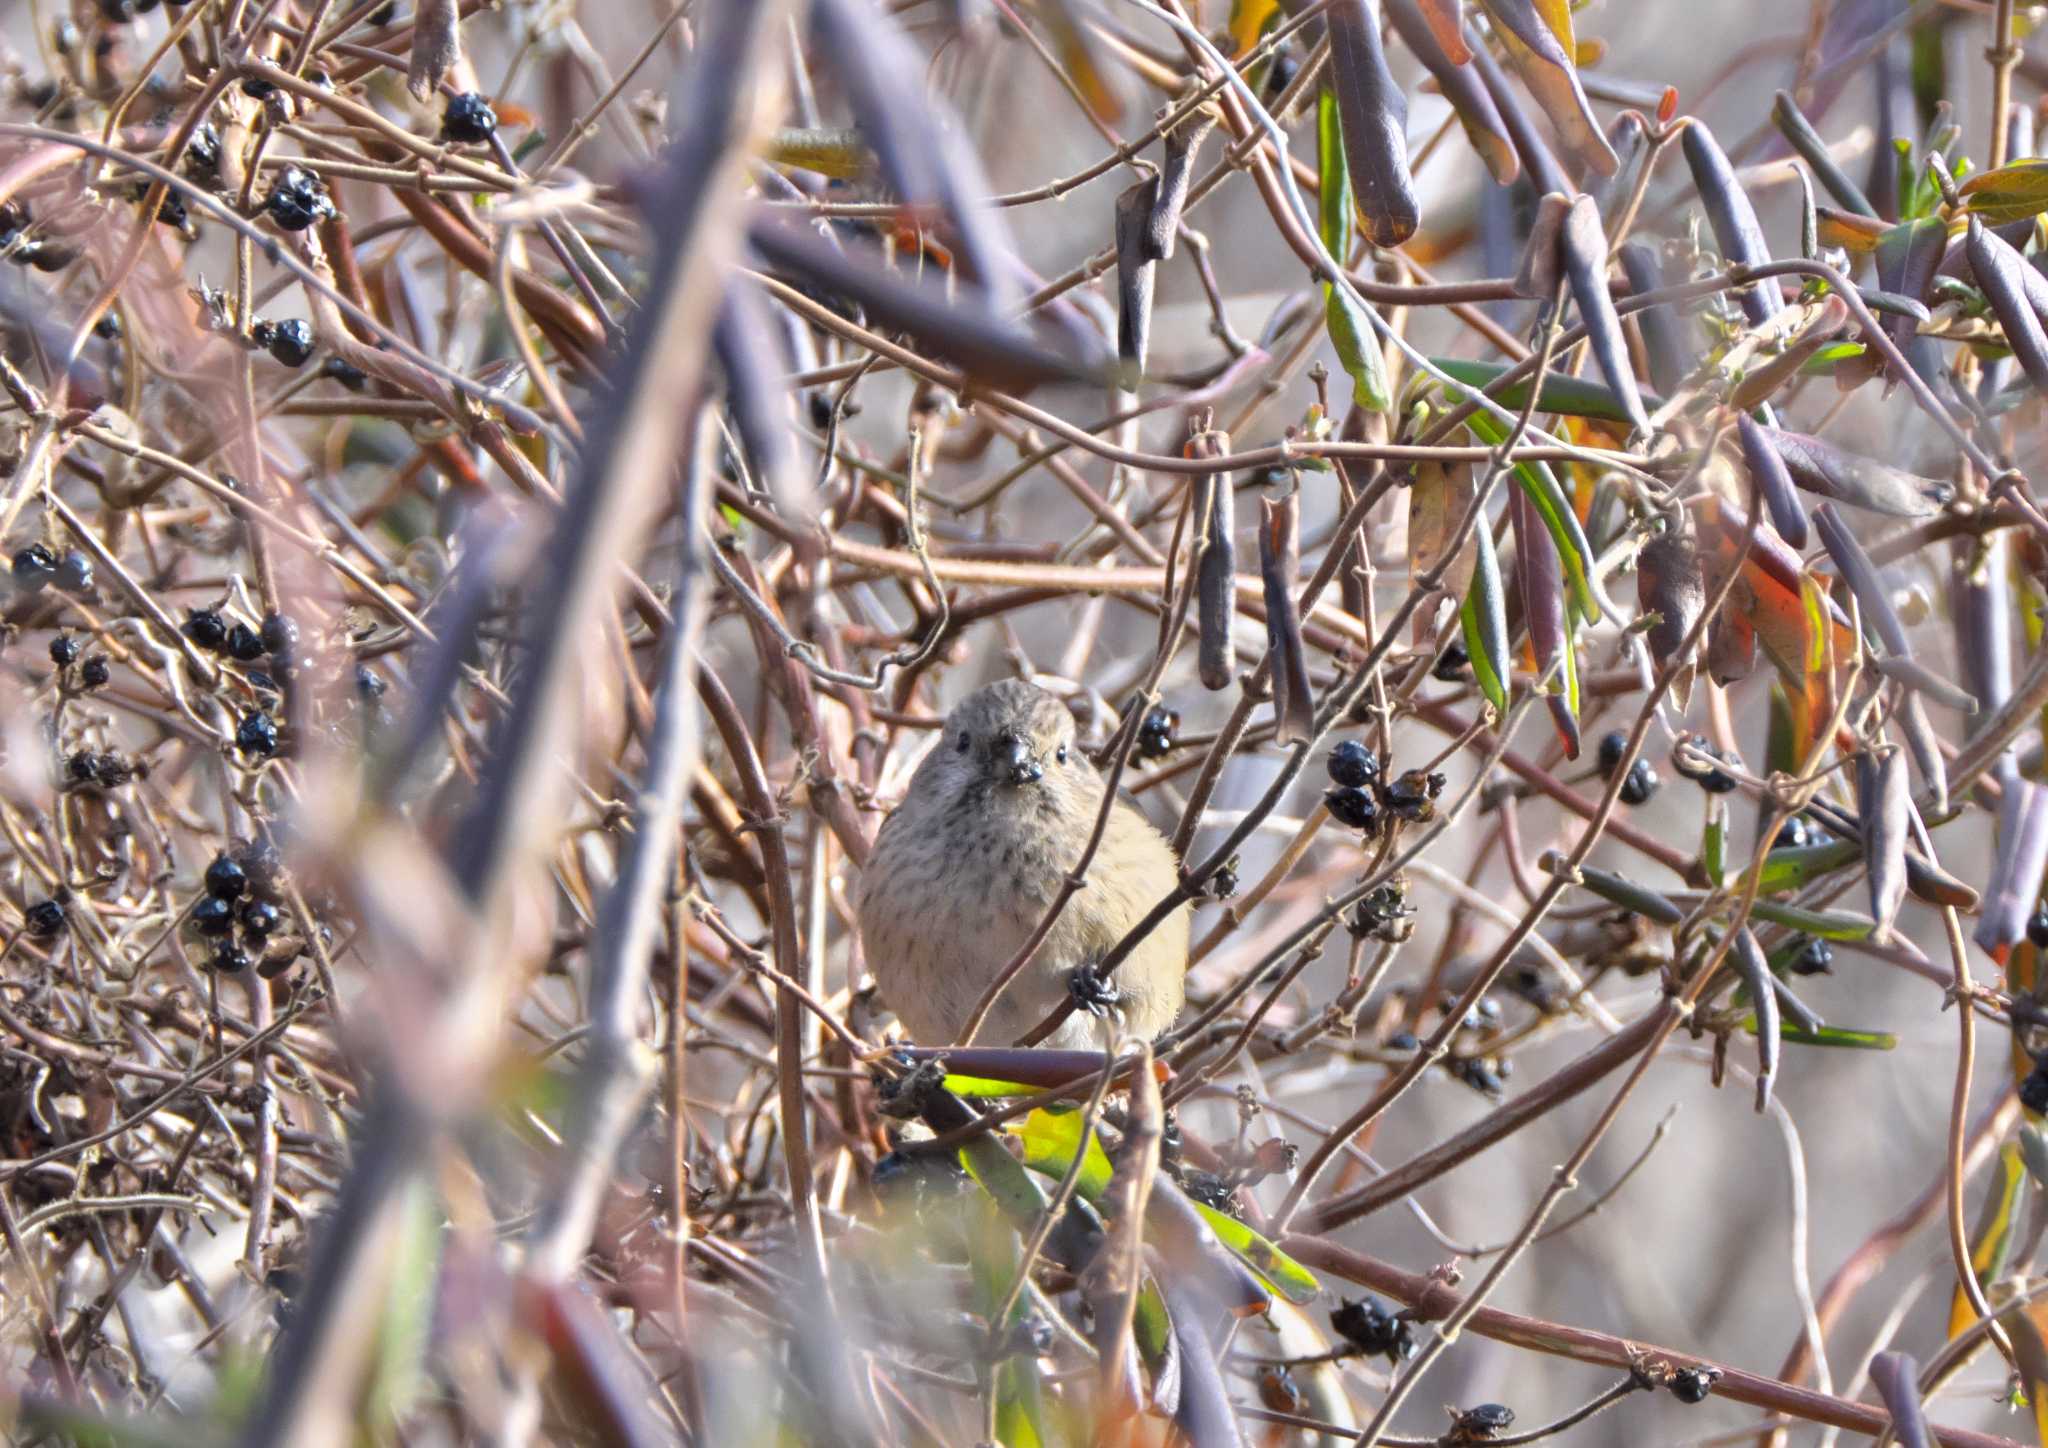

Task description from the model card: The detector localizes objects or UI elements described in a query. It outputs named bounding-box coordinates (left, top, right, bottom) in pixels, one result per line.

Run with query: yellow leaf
left=1229, top=0, right=1283, bottom=55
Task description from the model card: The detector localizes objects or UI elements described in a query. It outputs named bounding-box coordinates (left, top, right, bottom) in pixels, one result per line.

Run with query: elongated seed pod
left=1192, top=430, right=1236, bottom=691
left=1869, top=655, right=1979, bottom=715
left=1618, top=241, right=1691, bottom=396
left=1955, top=531, right=2016, bottom=779
left=1813, top=503, right=1910, bottom=657
left=1757, top=425, right=1951, bottom=518
left=1976, top=782, right=2048, bottom=954
left=1512, top=192, right=1571, bottom=300
left=1114, top=178, right=1158, bottom=378
left=1859, top=747, right=1909, bottom=941
left=1898, top=692, right=1949, bottom=815
left=1468, top=41, right=1570, bottom=197
left=1735, top=412, right=1807, bottom=549
left=1260, top=491, right=1313, bottom=743
left=1729, top=926, right=1779, bottom=1113
left=1326, top=1, right=1418, bottom=248
left=714, top=283, right=809, bottom=518
left=1142, top=113, right=1215, bottom=262
left=1560, top=194, right=1650, bottom=436
left=1682, top=119, right=1781, bottom=326
left=1383, top=0, right=1517, bottom=185
left=1967, top=216, right=2048, bottom=396
left=1510, top=483, right=1578, bottom=757
left=1771, top=91, right=1878, bottom=217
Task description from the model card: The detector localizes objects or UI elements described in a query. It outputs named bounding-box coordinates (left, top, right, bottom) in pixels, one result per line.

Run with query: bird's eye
left=956, top=732, right=970, bottom=753
left=1056, top=745, right=1068, bottom=764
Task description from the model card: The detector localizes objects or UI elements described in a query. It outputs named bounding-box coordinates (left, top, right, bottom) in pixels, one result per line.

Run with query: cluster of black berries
left=13, top=543, right=94, bottom=596
left=1672, top=735, right=1740, bottom=794
left=183, top=608, right=298, bottom=757
left=1324, top=741, right=1445, bottom=834
left=1596, top=730, right=1660, bottom=805
left=46, top=633, right=110, bottom=690
left=192, top=841, right=293, bottom=977
left=1135, top=705, right=1179, bottom=760
left=264, top=167, right=334, bottom=233
left=250, top=318, right=315, bottom=368
left=64, top=749, right=134, bottom=791
left=1774, top=815, right=1829, bottom=850
left=1445, top=996, right=1511, bottom=1098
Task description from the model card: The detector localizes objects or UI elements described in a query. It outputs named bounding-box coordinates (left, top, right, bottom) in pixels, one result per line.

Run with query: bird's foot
left=1067, top=963, right=1126, bottom=1018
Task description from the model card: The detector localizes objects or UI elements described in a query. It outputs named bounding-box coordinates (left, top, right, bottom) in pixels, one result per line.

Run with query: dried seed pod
left=1771, top=91, right=1878, bottom=217
left=1757, top=425, right=1951, bottom=518
left=1191, top=428, right=1236, bottom=692
left=1868, top=655, right=1979, bottom=715
left=1868, top=1354, right=1934, bottom=1448
left=1873, top=216, right=1947, bottom=361
left=1728, top=926, right=1780, bottom=1112
left=1858, top=747, right=1909, bottom=942
left=1682, top=119, right=1781, bottom=326
left=1462, top=504, right=1512, bottom=717
left=1955, top=532, right=2015, bottom=774
left=1472, top=0, right=1617, bottom=178
left=1560, top=193, right=1650, bottom=436
left=1142, top=112, right=1215, bottom=262
left=713, top=281, right=810, bottom=517
left=1510, top=482, right=1578, bottom=757
left=1975, top=781, right=2048, bottom=954
left=1966, top=216, right=2048, bottom=396
left=1511, top=191, right=1572, bottom=300
left=1735, top=412, right=1807, bottom=549
left=1812, top=503, right=1910, bottom=657
left=1618, top=241, right=1691, bottom=397
left=1326, top=0, right=1419, bottom=247
left=1898, top=692, right=1948, bottom=815
left=1259, top=490, right=1313, bottom=743
left=406, top=0, right=461, bottom=101
left=1636, top=521, right=1704, bottom=670
left=1468, top=42, right=1570, bottom=197
left=1383, top=0, right=1517, bottom=185
left=1114, top=178, right=1158, bottom=377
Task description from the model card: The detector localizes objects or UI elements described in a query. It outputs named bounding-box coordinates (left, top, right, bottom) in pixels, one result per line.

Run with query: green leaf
left=1325, top=285, right=1391, bottom=413
left=1011, top=1105, right=1116, bottom=1201
left=1744, top=897, right=1874, bottom=940
left=1318, top=89, right=1353, bottom=263
left=960, top=1133, right=1052, bottom=1226
left=944, top=1072, right=1048, bottom=1099
left=1960, top=158, right=2048, bottom=224
left=1702, top=800, right=1726, bottom=887
left=1572, top=862, right=1685, bottom=924
left=1461, top=518, right=1511, bottom=715
left=1463, top=409, right=1601, bottom=623
left=1759, top=838, right=1862, bottom=894
left=1430, top=356, right=1668, bottom=423
left=1744, top=1017, right=1899, bottom=1050
left=1799, top=340, right=1867, bottom=373
left=1185, top=1199, right=1321, bottom=1304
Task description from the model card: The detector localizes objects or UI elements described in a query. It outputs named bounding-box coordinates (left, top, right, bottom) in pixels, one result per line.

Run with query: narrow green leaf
left=1430, top=356, right=1667, bottom=423
left=1186, top=1199, right=1321, bottom=1304
left=1571, top=861, right=1685, bottom=924
left=960, top=1136, right=1051, bottom=1225
left=1461, top=518, right=1511, bottom=715
left=944, top=1072, right=1048, bottom=1099
left=1464, top=408, right=1601, bottom=623
left=1011, top=1105, right=1116, bottom=1200
left=1759, top=838, right=1862, bottom=894
left=1744, top=1016, right=1900, bottom=1050
left=1318, top=89, right=1353, bottom=262
left=1326, top=284, right=1391, bottom=412
left=1744, top=897, right=1875, bottom=940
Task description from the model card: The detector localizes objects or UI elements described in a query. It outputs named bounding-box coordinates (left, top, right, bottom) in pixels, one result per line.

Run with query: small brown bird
left=858, top=680, right=1190, bottom=1050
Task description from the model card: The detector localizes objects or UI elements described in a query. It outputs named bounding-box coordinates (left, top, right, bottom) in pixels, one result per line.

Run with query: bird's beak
left=996, top=732, right=1042, bottom=785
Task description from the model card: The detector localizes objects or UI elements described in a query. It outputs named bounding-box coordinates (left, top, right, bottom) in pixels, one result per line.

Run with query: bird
left=857, top=679, right=1190, bottom=1051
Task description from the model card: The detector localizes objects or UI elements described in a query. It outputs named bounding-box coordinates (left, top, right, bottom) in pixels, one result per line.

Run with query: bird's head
left=918, top=679, right=1088, bottom=805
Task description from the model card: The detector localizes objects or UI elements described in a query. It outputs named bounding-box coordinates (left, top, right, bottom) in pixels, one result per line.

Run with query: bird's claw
left=1068, top=963, right=1125, bottom=1018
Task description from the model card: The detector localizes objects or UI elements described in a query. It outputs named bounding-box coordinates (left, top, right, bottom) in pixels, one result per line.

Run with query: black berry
left=79, top=656, right=109, bottom=689
left=204, top=854, right=246, bottom=901
left=12, top=544, right=56, bottom=592
left=193, top=894, right=235, bottom=936
left=53, top=549, right=93, bottom=594
left=1136, top=705, right=1179, bottom=760
left=239, top=899, right=282, bottom=938
left=1327, top=740, right=1379, bottom=789
left=2025, top=1065, right=2048, bottom=1115
left=354, top=665, right=387, bottom=699
left=1787, top=938, right=1834, bottom=977
left=1596, top=730, right=1628, bottom=777
left=1452, top=1403, right=1514, bottom=1438
left=236, top=838, right=284, bottom=896
left=240, top=76, right=279, bottom=99
left=260, top=612, right=299, bottom=657
left=235, top=712, right=279, bottom=757
left=226, top=624, right=266, bottom=662
left=1674, top=738, right=1739, bottom=794
left=48, top=635, right=80, bottom=666
left=266, top=318, right=314, bottom=367
left=1329, top=1297, right=1415, bottom=1363
left=264, top=167, right=334, bottom=232
left=1433, top=641, right=1469, bottom=681
left=1669, top=1365, right=1721, bottom=1405
left=184, top=609, right=229, bottom=650
left=441, top=91, right=498, bottom=145
left=2029, top=905, right=2048, bottom=950
left=22, top=898, right=65, bottom=937
left=210, top=942, right=253, bottom=974
left=323, top=357, right=366, bottom=390
left=1325, top=786, right=1378, bottom=832
left=1618, top=760, right=1659, bottom=806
